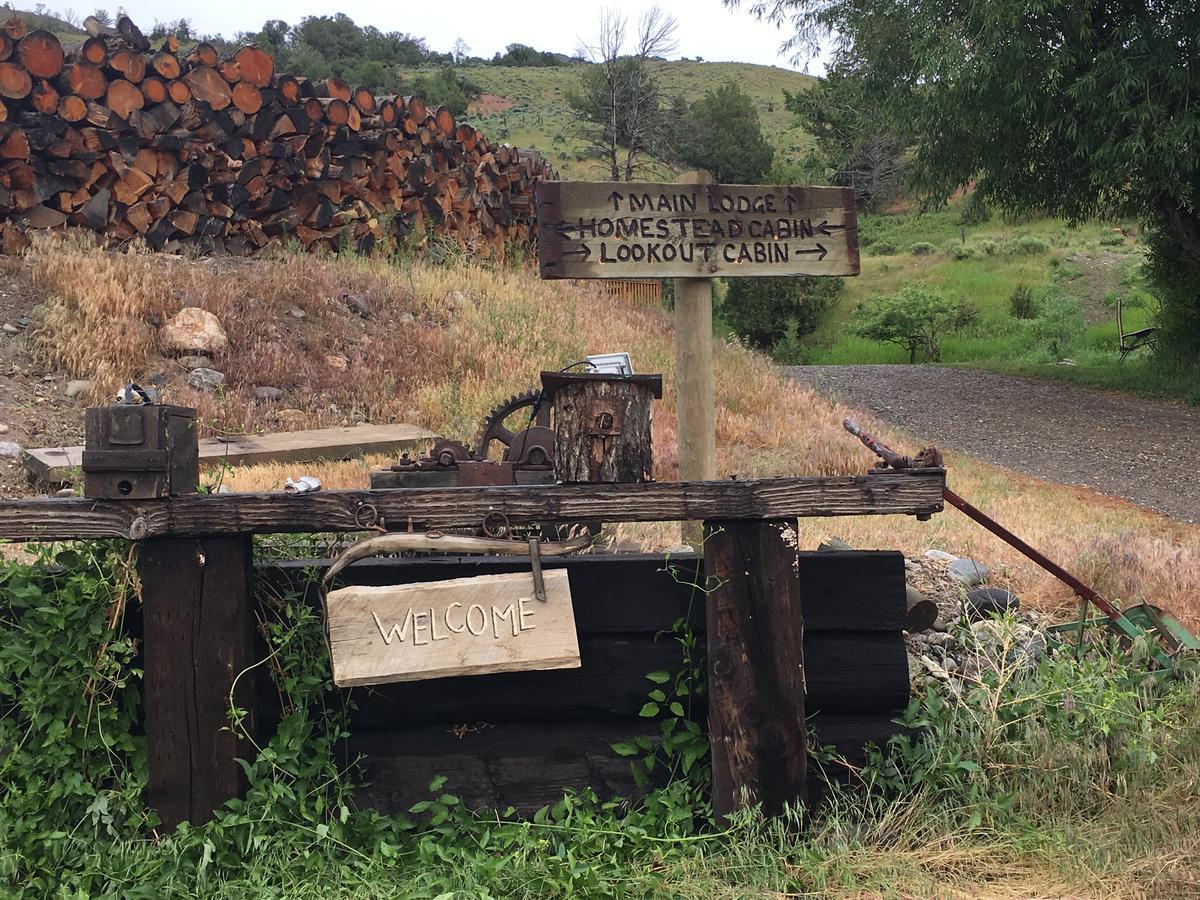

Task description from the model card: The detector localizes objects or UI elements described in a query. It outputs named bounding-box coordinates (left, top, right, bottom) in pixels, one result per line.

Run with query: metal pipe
left=941, top=488, right=1122, bottom=620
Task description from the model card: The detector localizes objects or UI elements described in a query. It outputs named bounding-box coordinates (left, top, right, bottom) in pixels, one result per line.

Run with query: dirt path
left=786, top=365, right=1200, bottom=523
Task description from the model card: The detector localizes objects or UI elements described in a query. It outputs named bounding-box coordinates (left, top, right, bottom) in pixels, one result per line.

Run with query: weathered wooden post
left=541, top=371, right=662, bottom=483
left=83, top=397, right=262, bottom=828
left=703, top=519, right=808, bottom=817
left=673, top=171, right=717, bottom=489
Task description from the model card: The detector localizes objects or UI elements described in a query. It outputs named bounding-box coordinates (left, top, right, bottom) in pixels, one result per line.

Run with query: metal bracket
left=528, top=535, right=547, bottom=603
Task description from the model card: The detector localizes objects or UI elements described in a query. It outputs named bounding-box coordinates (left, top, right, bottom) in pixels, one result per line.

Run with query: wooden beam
left=0, top=471, right=945, bottom=542
left=675, top=171, right=716, bottom=544
left=23, top=422, right=436, bottom=484
left=140, top=535, right=261, bottom=828
left=704, top=519, right=807, bottom=818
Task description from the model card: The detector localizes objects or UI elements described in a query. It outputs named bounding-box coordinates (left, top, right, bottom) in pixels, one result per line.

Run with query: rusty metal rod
left=940, top=488, right=1122, bottom=620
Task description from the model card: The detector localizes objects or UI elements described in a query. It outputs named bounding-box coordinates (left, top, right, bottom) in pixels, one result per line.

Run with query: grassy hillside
left=441, top=61, right=817, bottom=179
left=745, top=197, right=1193, bottom=399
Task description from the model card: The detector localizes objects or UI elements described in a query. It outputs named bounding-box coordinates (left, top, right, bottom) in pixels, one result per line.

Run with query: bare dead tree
left=569, top=6, right=678, bottom=182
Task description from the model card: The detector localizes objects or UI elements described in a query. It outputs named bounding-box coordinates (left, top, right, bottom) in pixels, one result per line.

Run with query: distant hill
left=0, top=5, right=84, bottom=37
left=436, top=61, right=819, bottom=179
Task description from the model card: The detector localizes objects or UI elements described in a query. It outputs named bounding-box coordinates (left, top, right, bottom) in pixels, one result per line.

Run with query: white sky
left=84, top=0, right=818, bottom=72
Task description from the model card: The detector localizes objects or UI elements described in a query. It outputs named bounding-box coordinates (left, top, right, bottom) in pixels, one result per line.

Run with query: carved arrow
left=562, top=243, right=592, bottom=261
left=795, top=243, right=828, bottom=261
left=608, top=191, right=623, bottom=211
left=548, top=219, right=575, bottom=237
left=784, top=194, right=798, bottom=213
left=815, top=220, right=845, bottom=236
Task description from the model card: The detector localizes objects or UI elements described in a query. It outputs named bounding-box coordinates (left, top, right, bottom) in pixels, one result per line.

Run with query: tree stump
left=541, top=372, right=662, bottom=483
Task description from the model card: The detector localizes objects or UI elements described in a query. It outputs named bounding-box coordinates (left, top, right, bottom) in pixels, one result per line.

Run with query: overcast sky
left=90, top=0, right=818, bottom=72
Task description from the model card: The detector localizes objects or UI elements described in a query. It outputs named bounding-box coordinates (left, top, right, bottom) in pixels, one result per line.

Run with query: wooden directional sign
left=325, top=571, right=581, bottom=687
left=536, top=181, right=859, bottom=280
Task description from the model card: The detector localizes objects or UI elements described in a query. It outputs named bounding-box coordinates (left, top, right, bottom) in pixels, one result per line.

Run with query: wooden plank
left=264, top=553, right=708, bottom=635
left=536, top=181, right=859, bottom=280
left=704, top=519, right=807, bottom=817
left=348, top=721, right=653, bottom=816
left=0, top=470, right=946, bottom=542
left=327, top=570, right=581, bottom=686
left=23, top=422, right=436, bottom=483
left=347, top=631, right=902, bottom=728
left=139, top=535, right=260, bottom=828
left=799, top=551, right=908, bottom=631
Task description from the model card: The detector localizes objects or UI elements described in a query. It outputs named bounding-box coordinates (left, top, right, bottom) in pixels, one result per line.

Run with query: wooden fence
left=0, top=468, right=945, bottom=827
left=604, top=279, right=663, bottom=309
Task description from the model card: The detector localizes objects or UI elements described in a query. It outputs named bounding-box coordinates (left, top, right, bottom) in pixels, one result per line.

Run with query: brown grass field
left=25, top=235, right=1200, bottom=629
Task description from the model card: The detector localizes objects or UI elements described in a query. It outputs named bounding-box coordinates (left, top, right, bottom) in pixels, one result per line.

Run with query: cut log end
left=18, top=30, right=63, bottom=80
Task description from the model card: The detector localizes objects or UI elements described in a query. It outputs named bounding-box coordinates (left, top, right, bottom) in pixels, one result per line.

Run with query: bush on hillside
left=957, top=191, right=992, bottom=226
left=909, top=242, right=937, bottom=255
left=1009, top=284, right=1037, bottom=319
left=1004, top=235, right=1050, bottom=256
left=853, top=285, right=976, bottom=362
left=723, top=276, right=842, bottom=351
left=868, top=241, right=897, bottom=256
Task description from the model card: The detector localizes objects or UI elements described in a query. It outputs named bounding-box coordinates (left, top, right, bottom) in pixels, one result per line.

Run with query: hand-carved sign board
left=536, top=181, right=859, bottom=280
left=325, top=571, right=581, bottom=687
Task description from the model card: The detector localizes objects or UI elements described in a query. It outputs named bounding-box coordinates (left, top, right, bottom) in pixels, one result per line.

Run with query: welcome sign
left=325, top=571, right=581, bottom=686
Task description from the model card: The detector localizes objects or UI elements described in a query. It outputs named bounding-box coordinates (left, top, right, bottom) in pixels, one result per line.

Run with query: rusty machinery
left=370, top=390, right=556, bottom=491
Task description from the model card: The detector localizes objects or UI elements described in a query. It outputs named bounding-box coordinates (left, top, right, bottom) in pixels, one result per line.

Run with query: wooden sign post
left=536, top=176, right=860, bottom=818
left=536, top=177, right=859, bottom=485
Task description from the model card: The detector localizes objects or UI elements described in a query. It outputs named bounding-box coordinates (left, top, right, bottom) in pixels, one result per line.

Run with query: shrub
left=909, top=242, right=937, bottom=256
left=1098, top=232, right=1126, bottom=247
left=1004, top=235, right=1049, bottom=256
left=951, top=243, right=979, bottom=261
left=1009, top=284, right=1036, bottom=319
left=868, top=241, right=897, bottom=256
left=977, top=239, right=998, bottom=256
left=723, top=276, right=842, bottom=350
left=957, top=191, right=991, bottom=226
left=853, top=284, right=974, bottom=362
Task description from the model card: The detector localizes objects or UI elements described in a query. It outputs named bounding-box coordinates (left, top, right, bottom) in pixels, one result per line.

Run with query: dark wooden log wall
left=259, top=550, right=911, bottom=815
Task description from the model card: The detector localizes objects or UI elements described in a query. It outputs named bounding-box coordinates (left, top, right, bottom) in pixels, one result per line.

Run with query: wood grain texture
left=551, top=378, right=655, bottom=483
left=139, top=535, right=260, bottom=828
left=26, top=422, right=435, bottom=484
left=704, top=519, right=807, bottom=817
left=537, top=180, right=859, bottom=279
left=0, top=471, right=946, bottom=542
left=326, top=571, right=580, bottom=686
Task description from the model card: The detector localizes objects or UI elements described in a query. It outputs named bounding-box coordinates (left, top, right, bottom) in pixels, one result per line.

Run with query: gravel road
left=785, top=365, right=1200, bottom=523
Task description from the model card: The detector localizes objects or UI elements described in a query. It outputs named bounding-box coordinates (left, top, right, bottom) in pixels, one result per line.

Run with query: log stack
left=0, top=14, right=554, bottom=255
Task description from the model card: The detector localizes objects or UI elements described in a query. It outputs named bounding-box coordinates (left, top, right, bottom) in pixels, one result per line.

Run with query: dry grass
left=26, top=235, right=1200, bottom=627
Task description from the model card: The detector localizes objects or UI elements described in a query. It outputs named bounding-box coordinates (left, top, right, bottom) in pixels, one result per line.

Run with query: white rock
left=2, top=323, right=17, bottom=335
left=924, top=548, right=958, bottom=562
left=0, top=441, right=21, bottom=458
left=65, top=379, right=92, bottom=399
left=324, top=354, right=348, bottom=369
left=187, top=367, right=225, bottom=391
left=948, top=557, right=990, bottom=586
left=0, top=423, right=8, bottom=434
left=160, top=308, right=228, bottom=355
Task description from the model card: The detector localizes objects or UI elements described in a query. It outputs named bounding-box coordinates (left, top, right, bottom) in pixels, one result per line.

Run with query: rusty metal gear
left=474, top=390, right=553, bottom=464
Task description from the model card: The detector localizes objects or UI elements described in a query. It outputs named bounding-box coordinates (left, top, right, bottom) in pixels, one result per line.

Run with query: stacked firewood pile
left=0, top=15, right=554, bottom=255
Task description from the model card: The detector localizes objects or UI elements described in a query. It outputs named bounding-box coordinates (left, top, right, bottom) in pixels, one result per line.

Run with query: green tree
left=724, top=276, right=841, bottom=350
left=675, top=82, right=773, bottom=184
left=568, top=7, right=679, bottom=181
left=784, top=68, right=903, bottom=211
left=735, top=0, right=1200, bottom=356
left=853, top=285, right=974, bottom=362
